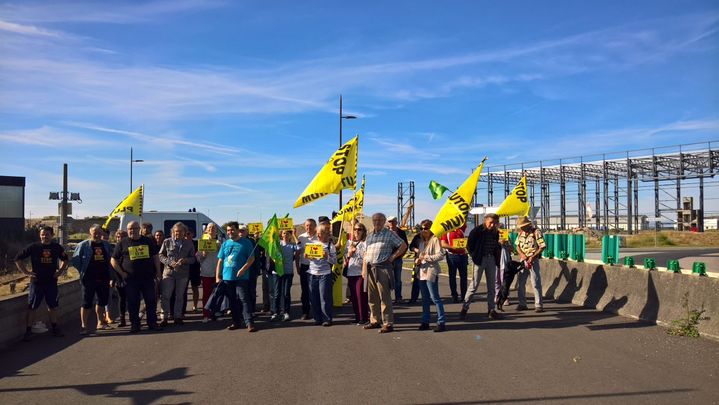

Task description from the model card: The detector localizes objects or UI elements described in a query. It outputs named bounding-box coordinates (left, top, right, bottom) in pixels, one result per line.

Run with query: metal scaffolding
left=397, top=181, right=415, bottom=230
left=477, top=141, right=719, bottom=233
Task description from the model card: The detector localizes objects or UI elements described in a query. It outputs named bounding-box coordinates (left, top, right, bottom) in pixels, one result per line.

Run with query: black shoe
left=51, top=327, right=64, bottom=337
left=130, top=325, right=140, bottom=333
left=22, top=331, right=32, bottom=342
left=434, top=324, right=446, bottom=332
left=452, top=297, right=460, bottom=303
left=119, top=319, right=127, bottom=327
left=322, top=321, right=332, bottom=327
left=174, top=319, right=184, bottom=325
left=160, top=319, right=169, bottom=327
left=148, top=324, right=163, bottom=332
left=300, top=314, right=310, bottom=320
left=516, top=304, right=528, bottom=311
left=459, top=307, right=468, bottom=320
left=227, top=324, right=240, bottom=330
left=419, top=323, right=430, bottom=331
left=488, top=309, right=501, bottom=320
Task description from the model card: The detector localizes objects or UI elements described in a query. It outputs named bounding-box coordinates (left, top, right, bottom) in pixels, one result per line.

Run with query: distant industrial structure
left=475, top=141, right=717, bottom=233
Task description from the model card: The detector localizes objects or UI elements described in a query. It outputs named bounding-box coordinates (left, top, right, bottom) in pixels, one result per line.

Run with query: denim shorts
left=28, top=282, right=59, bottom=310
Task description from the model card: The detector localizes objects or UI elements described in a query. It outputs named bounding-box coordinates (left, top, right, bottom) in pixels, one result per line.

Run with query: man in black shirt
left=461, top=213, right=502, bottom=321
left=15, top=226, right=69, bottom=341
left=111, top=220, right=163, bottom=333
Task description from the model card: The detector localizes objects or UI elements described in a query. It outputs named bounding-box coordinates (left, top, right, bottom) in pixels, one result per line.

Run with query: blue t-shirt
left=275, top=241, right=301, bottom=276
left=217, top=238, right=254, bottom=281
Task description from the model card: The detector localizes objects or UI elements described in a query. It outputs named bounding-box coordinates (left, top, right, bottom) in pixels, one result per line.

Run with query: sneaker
left=459, top=307, right=468, bottom=320
left=300, top=314, right=310, bottom=320
left=434, top=324, right=447, bottom=333
left=160, top=319, right=169, bottom=327
left=148, top=324, right=163, bottom=332
left=452, top=297, right=460, bottom=303
left=22, top=330, right=33, bottom=342
left=202, top=317, right=210, bottom=324
left=119, top=319, right=127, bottom=327
left=418, top=323, right=430, bottom=331
left=488, top=309, right=501, bottom=320
left=130, top=325, right=140, bottom=333
left=282, top=313, right=290, bottom=322
left=270, top=314, right=279, bottom=322
left=31, top=321, right=48, bottom=334
left=516, top=304, right=528, bottom=311
left=174, top=319, right=184, bottom=325
left=227, top=324, right=240, bottom=330
left=535, top=306, right=544, bottom=313
left=247, top=323, right=257, bottom=333
left=322, top=321, right=332, bottom=327
left=80, top=328, right=89, bottom=336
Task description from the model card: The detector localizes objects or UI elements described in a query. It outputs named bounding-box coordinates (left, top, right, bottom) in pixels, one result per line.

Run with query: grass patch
left=667, top=292, right=708, bottom=338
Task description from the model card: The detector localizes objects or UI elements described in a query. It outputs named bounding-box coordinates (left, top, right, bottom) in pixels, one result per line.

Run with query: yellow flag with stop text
left=496, top=176, right=530, bottom=217
left=331, top=176, right=365, bottom=223
left=294, top=136, right=358, bottom=208
left=430, top=158, right=487, bottom=238
left=102, top=185, right=143, bottom=231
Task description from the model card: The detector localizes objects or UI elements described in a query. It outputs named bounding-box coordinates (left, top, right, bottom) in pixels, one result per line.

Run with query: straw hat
left=516, top=216, right=533, bottom=229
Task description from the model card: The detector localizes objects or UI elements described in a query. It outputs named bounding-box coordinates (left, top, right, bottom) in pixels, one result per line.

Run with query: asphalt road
left=1, top=273, right=718, bottom=405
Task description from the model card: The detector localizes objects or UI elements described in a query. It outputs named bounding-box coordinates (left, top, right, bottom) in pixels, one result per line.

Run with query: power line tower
left=397, top=181, right=415, bottom=230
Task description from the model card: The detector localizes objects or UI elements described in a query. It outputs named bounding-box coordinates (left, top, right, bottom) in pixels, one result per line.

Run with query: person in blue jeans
left=216, top=221, right=256, bottom=332
left=386, top=216, right=408, bottom=304
left=440, top=224, right=468, bottom=303
left=270, top=230, right=300, bottom=321
left=413, top=219, right=446, bottom=332
left=305, top=226, right=337, bottom=326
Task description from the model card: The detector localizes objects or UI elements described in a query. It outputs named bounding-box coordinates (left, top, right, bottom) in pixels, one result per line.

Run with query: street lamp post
left=130, top=147, right=144, bottom=193
left=339, top=95, right=357, bottom=209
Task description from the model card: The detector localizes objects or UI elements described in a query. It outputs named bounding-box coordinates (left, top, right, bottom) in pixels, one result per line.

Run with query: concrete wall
left=536, top=259, right=719, bottom=339
left=0, top=279, right=81, bottom=349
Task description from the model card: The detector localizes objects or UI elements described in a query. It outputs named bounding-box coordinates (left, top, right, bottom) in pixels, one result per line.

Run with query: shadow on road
left=0, top=367, right=193, bottom=405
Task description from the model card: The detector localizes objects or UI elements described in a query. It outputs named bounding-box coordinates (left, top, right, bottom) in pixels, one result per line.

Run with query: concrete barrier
left=0, top=279, right=82, bottom=349
left=537, top=259, right=719, bottom=340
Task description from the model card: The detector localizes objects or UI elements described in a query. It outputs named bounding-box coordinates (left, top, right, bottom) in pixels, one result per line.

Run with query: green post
left=667, top=259, right=681, bottom=273
left=624, top=257, right=635, bottom=268
left=553, top=234, right=568, bottom=260
left=643, top=257, right=656, bottom=270
left=601, top=235, right=620, bottom=265
left=692, top=262, right=707, bottom=276
left=543, top=233, right=554, bottom=259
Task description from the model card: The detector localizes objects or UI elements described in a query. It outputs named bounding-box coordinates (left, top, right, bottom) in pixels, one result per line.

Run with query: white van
left=118, top=211, right=225, bottom=239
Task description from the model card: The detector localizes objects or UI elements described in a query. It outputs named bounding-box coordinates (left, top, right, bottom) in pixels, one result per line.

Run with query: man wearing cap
left=362, top=213, right=407, bottom=333
left=515, top=216, right=546, bottom=312
left=386, top=216, right=408, bottom=304
left=461, top=213, right=502, bottom=321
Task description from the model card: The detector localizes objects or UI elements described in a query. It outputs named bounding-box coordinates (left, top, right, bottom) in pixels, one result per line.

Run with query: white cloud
left=0, top=19, right=63, bottom=37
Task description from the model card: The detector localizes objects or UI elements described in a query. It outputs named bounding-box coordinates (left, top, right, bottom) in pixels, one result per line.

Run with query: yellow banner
left=278, top=218, right=294, bottom=230
left=430, top=158, right=486, bottom=238
left=305, top=243, right=324, bottom=258
left=499, top=229, right=509, bottom=241
left=451, top=238, right=467, bottom=248
left=294, top=136, right=359, bottom=208
left=496, top=176, right=530, bottom=217
left=128, top=244, right=150, bottom=260
left=332, top=176, right=365, bottom=223
left=102, top=185, right=143, bottom=230
left=248, top=223, right=263, bottom=234
left=198, top=239, right=218, bottom=252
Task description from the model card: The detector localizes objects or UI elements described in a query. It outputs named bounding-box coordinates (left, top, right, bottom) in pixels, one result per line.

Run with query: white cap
left=387, top=216, right=398, bottom=222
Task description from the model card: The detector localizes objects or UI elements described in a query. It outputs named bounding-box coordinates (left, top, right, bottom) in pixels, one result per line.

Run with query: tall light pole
left=339, top=95, right=357, bottom=209
left=130, top=147, right=144, bottom=193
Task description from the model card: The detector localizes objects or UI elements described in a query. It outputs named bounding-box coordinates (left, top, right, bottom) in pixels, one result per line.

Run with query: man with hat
left=386, top=215, right=408, bottom=304
left=515, top=216, right=546, bottom=312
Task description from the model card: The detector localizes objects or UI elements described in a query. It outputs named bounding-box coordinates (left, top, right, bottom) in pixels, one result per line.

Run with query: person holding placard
left=297, top=219, right=318, bottom=320
left=270, top=229, right=300, bottom=322
left=415, top=219, right=447, bottom=332
left=197, top=222, right=222, bottom=323
left=440, top=223, right=468, bottom=303
left=111, top=221, right=163, bottom=333
left=305, top=227, right=337, bottom=326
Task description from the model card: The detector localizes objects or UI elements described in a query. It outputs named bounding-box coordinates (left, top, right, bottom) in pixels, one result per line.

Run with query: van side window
left=164, top=220, right=197, bottom=238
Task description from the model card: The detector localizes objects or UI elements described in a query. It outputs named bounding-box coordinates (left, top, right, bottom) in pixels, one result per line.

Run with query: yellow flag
left=430, top=158, right=487, bottom=238
left=102, top=185, right=143, bottom=230
left=331, top=176, right=365, bottom=223
left=496, top=176, right=530, bottom=217
left=332, top=228, right=348, bottom=307
left=294, top=136, right=358, bottom=208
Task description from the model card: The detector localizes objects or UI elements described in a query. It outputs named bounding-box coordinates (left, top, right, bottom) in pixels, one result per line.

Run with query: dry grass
left=0, top=268, right=79, bottom=298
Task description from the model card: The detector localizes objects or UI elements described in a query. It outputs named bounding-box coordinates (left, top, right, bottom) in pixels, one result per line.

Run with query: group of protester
left=13, top=212, right=547, bottom=340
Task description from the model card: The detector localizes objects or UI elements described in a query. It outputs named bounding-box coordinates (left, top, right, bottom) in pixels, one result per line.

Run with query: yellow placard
left=279, top=218, right=294, bottom=230
left=248, top=223, right=263, bottom=234
left=499, top=229, right=509, bottom=241
left=305, top=243, right=324, bottom=258
left=128, top=245, right=150, bottom=260
left=198, top=239, right=218, bottom=252
left=451, top=238, right=468, bottom=248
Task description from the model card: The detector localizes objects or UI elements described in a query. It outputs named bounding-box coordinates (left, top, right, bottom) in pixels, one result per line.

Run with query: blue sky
left=1, top=0, right=717, bottom=225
